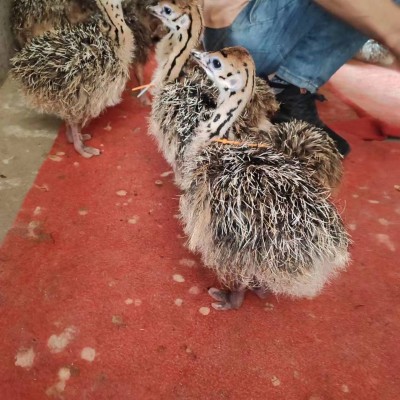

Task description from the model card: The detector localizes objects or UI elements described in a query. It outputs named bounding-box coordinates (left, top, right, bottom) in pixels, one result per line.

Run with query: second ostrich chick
left=178, top=47, right=350, bottom=310
left=10, top=0, right=134, bottom=158
left=149, top=0, right=278, bottom=182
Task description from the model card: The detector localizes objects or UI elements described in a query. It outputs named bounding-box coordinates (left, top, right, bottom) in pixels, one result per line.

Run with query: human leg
left=203, top=0, right=314, bottom=77
left=275, top=4, right=368, bottom=92
left=203, top=0, right=396, bottom=156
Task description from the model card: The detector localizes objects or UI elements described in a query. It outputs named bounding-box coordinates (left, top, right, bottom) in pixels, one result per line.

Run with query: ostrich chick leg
left=133, top=63, right=151, bottom=106
left=68, top=122, right=100, bottom=158
left=251, top=287, right=269, bottom=299
left=208, top=287, right=246, bottom=311
left=65, top=123, right=92, bottom=144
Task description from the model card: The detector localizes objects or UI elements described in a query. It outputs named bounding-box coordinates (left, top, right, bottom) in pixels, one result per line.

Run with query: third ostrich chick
left=179, top=47, right=350, bottom=310
left=148, top=0, right=278, bottom=182
left=10, top=0, right=134, bottom=158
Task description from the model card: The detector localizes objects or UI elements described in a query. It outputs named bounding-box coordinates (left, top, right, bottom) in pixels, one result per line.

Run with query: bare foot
left=74, top=142, right=101, bottom=158
left=138, top=93, right=151, bottom=106
left=251, top=287, right=269, bottom=299
left=133, top=63, right=152, bottom=106
left=65, top=125, right=91, bottom=143
left=69, top=123, right=100, bottom=158
left=65, top=124, right=73, bottom=143
left=208, top=287, right=246, bottom=311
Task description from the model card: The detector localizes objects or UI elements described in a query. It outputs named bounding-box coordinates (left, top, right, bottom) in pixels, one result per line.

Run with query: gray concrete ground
left=0, top=77, right=60, bottom=243
left=0, top=0, right=14, bottom=85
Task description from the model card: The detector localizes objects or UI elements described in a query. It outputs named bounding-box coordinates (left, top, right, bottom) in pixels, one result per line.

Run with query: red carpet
left=1, top=61, right=399, bottom=399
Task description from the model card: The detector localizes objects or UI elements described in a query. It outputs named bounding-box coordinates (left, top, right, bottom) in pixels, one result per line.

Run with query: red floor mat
left=1, top=62, right=400, bottom=399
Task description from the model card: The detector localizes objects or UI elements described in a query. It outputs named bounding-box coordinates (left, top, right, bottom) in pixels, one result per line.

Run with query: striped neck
left=96, top=0, right=128, bottom=46
left=199, top=68, right=255, bottom=140
left=156, top=4, right=203, bottom=85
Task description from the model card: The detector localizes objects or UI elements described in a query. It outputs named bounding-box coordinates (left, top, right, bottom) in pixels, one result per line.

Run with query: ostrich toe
left=251, top=287, right=269, bottom=299
left=208, top=287, right=246, bottom=311
left=70, top=123, right=100, bottom=158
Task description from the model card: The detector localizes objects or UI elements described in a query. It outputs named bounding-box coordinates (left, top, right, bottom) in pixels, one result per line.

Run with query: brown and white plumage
left=11, top=0, right=153, bottom=104
left=122, top=0, right=153, bottom=66
left=178, top=47, right=350, bottom=309
left=256, top=120, right=343, bottom=191
left=148, top=0, right=278, bottom=182
left=10, top=0, right=134, bottom=158
left=180, top=139, right=349, bottom=299
left=11, top=0, right=97, bottom=49
left=123, top=0, right=167, bottom=43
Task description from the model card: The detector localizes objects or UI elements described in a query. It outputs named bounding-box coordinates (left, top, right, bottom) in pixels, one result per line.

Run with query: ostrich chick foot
left=208, top=287, right=246, bottom=311
left=69, top=123, right=100, bottom=158
left=138, top=93, right=152, bottom=106
left=133, top=63, right=152, bottom=106
left=65, top=125, right=91, bottom=144
left=251, top=287, right=269, bottom=299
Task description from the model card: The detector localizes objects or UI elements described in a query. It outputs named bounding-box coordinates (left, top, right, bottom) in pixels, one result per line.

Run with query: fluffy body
left=10, top=20, right=133, bottom=126
left=148, top=0, right=348, bottom=303
left=11, top=0, right=96, bottom=48
left=10, top=0, right=134, bottom=157
left=180, top=141, right=349, bottom=297
left=259, top=121, right=343, bottom=191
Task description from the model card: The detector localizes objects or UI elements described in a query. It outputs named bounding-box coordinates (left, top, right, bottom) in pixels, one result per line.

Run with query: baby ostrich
left=10, top=0, right=134, bottom=158
left=11, top=0, right=152, bottom=105
left=179, top=47, right=350, bottom=310
left=149, top=0, right=278, bottom=180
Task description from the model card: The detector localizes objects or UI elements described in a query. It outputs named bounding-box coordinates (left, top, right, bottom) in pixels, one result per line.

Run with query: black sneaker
left=270, top=83, right=351, bottom=157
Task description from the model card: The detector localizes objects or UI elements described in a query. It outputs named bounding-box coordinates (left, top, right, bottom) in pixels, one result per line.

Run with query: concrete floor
left=0, top=0, right=14, bottom=84
left=0, top=77, right=60, bottom=243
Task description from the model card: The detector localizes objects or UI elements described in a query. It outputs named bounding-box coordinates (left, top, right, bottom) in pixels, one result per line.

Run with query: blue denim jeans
left=204, top=0, right=390, bottom=92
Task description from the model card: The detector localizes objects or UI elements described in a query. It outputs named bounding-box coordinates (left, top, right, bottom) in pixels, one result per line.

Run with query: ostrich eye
left=163, top=6, right=172, bottom=15
left=212, top=58, right=221, bottom=69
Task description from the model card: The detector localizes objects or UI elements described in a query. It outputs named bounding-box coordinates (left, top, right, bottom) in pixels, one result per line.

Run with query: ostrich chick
left=148, top=2, right=342, bottom=192
left=149, top=0, right=278, bottom=182
left=179, top=47, right=350, bottom=310
left=10, top=0, right=134, bottom=158
left=12, top=0, right=153, bottom=106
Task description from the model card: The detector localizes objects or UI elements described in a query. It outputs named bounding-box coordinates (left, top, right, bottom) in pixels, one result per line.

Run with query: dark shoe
left=270, top=83, right=351, bottom=157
